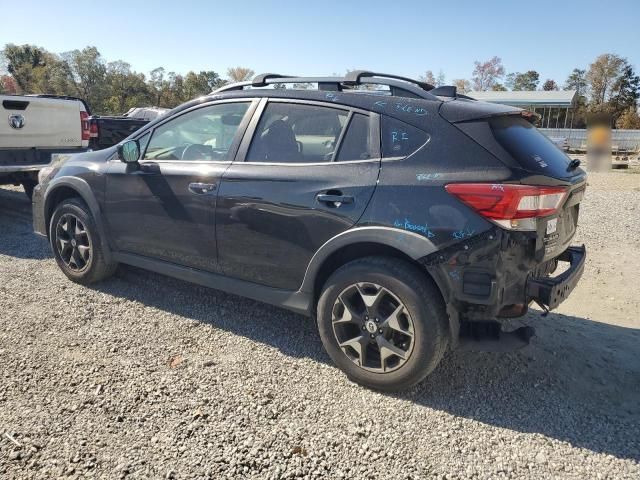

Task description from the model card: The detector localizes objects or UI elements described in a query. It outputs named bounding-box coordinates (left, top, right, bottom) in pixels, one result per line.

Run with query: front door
left=216, top=100, right=381, bottom=290
left=104, top=100, right=256, bottom=272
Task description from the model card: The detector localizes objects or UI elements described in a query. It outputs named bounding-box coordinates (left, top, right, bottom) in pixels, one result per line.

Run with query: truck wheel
left=316, top=256, right=449, bottom=392
left=22, top=180, right=37, bottom=200
left=49, top=198, right=117, bottom=284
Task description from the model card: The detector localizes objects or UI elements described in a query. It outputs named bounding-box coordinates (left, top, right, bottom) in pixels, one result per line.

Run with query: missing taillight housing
left=445, top=183, right=567, bottom=231
left=80, top=111, right=90, bottom=141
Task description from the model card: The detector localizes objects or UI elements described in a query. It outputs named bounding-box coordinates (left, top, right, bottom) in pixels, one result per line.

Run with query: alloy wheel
left=331, top=282, right=415, bottom=373
left=55, top=213, right=92, bottom=272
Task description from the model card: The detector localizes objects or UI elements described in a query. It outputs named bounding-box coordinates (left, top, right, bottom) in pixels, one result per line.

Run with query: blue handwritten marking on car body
left=394, top=103, right=428, bottom=116
left=393, top=218, right=435, bottom=238
left=449, top=270, right=461, bottom=281
left=491, top=184, right=505, bottom=192
left=452, top=227, right=476, bottom=240
left=416, top=173, right=441, bottom=181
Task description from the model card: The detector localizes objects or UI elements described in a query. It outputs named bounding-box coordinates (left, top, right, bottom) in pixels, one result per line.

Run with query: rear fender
left=299, top=226, right=438, bottom=294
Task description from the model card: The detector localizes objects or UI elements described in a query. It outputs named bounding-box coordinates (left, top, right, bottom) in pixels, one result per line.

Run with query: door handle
left=316, top=193, right=354, bottom=206
left=188, top=182, right=217, bottom=195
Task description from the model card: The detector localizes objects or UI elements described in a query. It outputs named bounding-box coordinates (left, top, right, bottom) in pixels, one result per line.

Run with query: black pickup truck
left=88, top=107, right=168, bottom=150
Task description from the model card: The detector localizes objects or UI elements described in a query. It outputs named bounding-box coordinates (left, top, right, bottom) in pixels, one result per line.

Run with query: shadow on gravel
left=91, top=265, right=640, bottom=463
left=0, top=187, right=51, bottom=260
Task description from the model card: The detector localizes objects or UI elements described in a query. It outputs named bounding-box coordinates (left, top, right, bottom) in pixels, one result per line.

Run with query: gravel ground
left=1, top=170, right=639, bottom=479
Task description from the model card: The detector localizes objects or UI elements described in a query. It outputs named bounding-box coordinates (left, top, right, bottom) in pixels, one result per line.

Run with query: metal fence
left=539, top=128, right=640, bottom=152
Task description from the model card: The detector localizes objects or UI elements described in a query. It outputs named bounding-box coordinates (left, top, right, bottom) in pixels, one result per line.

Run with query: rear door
left=216, top=99, right=381, bottom=290
left=1, top=96, right=83, bottom=149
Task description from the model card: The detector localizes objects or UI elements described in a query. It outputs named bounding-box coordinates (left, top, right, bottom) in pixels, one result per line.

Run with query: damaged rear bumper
left=526, top=245, right=586, bottom=310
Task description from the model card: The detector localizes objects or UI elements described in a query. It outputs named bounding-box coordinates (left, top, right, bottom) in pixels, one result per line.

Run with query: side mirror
left=118, top=140, right=140, bottom=164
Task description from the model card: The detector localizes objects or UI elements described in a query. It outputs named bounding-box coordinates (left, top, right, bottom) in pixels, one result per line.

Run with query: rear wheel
left=50, top=198, right=117, bottom=284
left=317, top=256, right=449, bottom=391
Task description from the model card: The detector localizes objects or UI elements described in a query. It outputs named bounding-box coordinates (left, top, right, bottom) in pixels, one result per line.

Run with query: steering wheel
left=181, top=143, right=212, bottom=160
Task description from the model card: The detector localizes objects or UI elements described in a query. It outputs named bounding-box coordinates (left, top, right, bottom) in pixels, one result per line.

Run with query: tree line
left=0, top=44, right=255, bottom=116
left=1, top=44, right=639, bottom=128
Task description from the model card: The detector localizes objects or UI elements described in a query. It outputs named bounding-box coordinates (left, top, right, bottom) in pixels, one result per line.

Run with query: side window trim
left=330, top=111, right=353, bottom=162
left=135, top=98, right=259, bottom=164
left=236, top=98, right=379, bottom=165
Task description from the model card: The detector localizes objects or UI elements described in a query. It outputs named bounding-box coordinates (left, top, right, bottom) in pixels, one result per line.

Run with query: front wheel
left=49, top=198, right=117, bottom=284
left=316, top=257, right=449, bottom=391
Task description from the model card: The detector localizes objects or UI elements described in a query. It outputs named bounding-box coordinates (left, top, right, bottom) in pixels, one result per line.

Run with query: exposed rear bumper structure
left=526, top=245, right=586, bottom=310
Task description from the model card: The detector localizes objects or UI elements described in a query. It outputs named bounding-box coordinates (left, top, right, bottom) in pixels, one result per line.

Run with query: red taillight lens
left=80, top=111, right=90, bottom=141
left=445, top=183, right=567, bottom=231
left=89, top=119, right=99, bottom=138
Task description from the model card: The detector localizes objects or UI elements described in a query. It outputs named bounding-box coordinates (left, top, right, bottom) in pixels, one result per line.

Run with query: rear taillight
left=80, top=111, right=90, bottom=141
left=89, top=119, right=99, bottom=138
left=445, top=183, right=567, bottom=231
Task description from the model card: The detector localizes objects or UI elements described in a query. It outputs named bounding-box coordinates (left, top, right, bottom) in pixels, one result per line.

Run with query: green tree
left=564, top=68, right=587, bottom=96
left=609, top=62, right=640, bottom=122
left=62, top=46, right=107, bottom=112
left=506, top=70, right=539, bottom=91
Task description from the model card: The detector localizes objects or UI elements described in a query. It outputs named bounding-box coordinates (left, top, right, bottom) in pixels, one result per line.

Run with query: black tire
left=317, top=256, right=449, bottom=391
left=49, top=198, right=117, bottom=284
left=22, top=180, right=37, bottom=201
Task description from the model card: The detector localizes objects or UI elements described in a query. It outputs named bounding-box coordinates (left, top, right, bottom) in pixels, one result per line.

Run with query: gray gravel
left=1, top=173, right=639, bottom=479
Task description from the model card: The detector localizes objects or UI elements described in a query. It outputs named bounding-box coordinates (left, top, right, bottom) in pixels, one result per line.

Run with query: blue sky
left=2, top=0, right=639, bottom=86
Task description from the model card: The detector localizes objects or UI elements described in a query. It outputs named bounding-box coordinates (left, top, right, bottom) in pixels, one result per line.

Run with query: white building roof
left=467, top=90, right=577, bottom=107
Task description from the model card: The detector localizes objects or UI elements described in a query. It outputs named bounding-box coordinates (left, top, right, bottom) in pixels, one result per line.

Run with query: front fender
left=299, top=226, right=438, bottom=293
left=43, top=176, right=113, bottom=264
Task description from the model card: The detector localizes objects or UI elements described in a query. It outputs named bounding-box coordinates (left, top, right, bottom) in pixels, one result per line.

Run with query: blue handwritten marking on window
left=374, top=100, right=387, bottom=108
left=452, top=227, right=476, bottom=240
left=325, top=92, right=339, bottom=102
left=391, top=131, right=409, bottom=143
left=416, top=173, right=441, bottom=181
left=393, top=218, right=435, bottom=238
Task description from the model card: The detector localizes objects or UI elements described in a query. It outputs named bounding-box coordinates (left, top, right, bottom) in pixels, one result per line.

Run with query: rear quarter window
left=490, top=116, right=571, bottom=178
left=381, top=116, right=430, bottom=158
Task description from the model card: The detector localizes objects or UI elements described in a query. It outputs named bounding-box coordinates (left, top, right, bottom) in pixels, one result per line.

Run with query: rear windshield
left=490, top=116, right=571, bottom=178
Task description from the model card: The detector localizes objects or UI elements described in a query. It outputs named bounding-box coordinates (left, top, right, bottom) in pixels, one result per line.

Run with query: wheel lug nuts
left=374, top=318, right=379, bottom=323
left=370, top=334, right=375, bottom=339
left=378, top=329, right=383, bottom=334
left=362, top=326, right=366, bottom=330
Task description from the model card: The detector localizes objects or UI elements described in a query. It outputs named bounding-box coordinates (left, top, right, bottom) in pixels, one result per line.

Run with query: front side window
left=246, top=103, right=349, bottom=163
left=143, top=102, right=250, bottom=161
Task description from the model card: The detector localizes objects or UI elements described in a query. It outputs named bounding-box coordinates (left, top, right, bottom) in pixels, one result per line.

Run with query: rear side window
left=336, top=114, right=371, bottom=161
left=490, top=116, right=571, bottom=177
left=246, top=103, right=348, bottom=163
left=381, top=116, right=430, bottom=158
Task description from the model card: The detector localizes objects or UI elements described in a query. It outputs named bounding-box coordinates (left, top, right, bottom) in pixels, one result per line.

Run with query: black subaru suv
left=33, top=72, right=586, bottom=391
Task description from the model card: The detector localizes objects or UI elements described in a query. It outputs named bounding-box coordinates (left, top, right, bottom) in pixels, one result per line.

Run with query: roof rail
left=343, top=70, right=434, bottom=91
left=213, top=72, right=445, bottom=101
